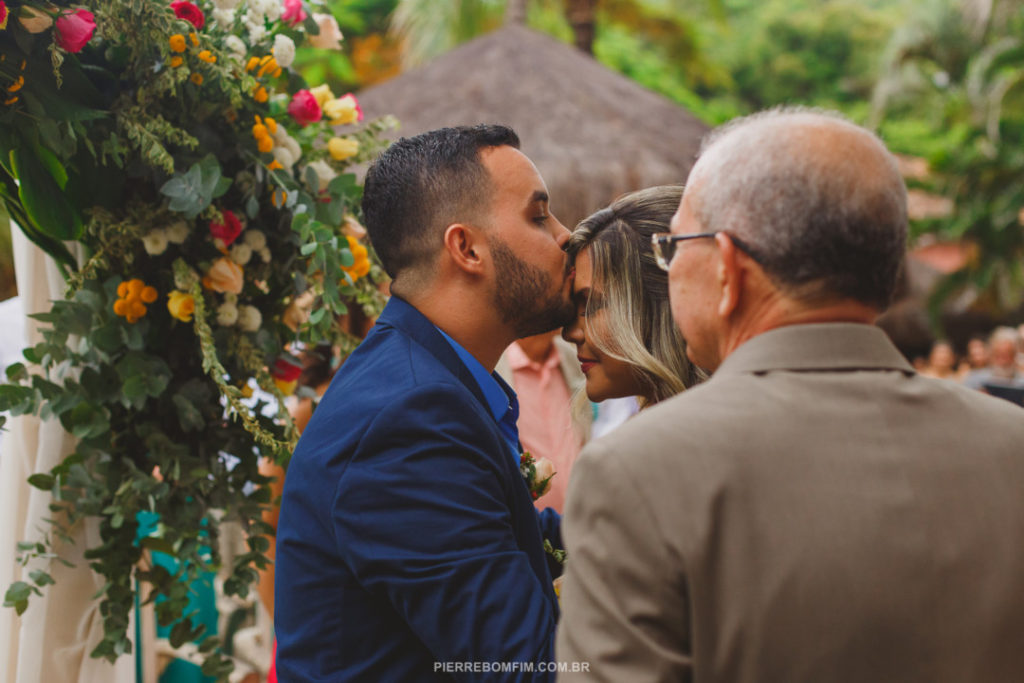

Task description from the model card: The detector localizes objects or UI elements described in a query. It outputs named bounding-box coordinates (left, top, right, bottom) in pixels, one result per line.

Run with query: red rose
left=55, top=8, right=96, bottom=53
left=170, top=1, right=204, bottom=30
left=209, top=210, right=243, bottom=246
left=0, top=2, right=9, bottom=31
left=287, top=89, right=322, bottom=127
left=271, top=355, right=303, bottom=382
left=282, top=0, right=308, bottom=27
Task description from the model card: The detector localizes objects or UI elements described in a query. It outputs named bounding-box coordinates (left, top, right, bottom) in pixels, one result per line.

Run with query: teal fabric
left=135, top=511, right=218, bottom=683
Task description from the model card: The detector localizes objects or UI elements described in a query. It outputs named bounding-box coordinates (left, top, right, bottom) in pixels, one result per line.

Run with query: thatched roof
left=356, top=24, right=710, bottom=228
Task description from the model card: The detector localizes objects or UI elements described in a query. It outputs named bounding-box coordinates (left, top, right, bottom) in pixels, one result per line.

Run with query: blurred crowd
left=915, top=325, right=1024, bottom=402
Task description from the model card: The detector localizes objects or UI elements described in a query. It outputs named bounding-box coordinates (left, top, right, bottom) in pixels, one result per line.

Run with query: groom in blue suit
left=275, top=125, right=576, bottom=681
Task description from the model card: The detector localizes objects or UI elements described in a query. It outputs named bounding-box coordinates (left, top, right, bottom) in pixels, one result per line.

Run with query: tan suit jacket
left=557, top=323, right=1024, bottom=682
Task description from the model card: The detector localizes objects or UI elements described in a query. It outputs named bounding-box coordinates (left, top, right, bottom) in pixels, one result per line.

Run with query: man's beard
left=490, top=238, right=575, bottom=338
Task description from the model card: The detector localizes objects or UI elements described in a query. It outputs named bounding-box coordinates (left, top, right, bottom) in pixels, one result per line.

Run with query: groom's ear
left=442, top=223, right=487, bottom=277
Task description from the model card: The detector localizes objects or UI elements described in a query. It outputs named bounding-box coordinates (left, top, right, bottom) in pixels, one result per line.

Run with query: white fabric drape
left=0, top=227, right=137, bottom=683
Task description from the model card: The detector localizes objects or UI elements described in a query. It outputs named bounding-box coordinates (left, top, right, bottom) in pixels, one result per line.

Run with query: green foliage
left=872, top=0, right=1024, bottom=317
left=0, top=0, right=393, bottom=678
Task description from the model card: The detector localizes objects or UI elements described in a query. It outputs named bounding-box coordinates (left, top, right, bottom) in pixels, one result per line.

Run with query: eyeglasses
left=651, top=232, right=761, bottom=271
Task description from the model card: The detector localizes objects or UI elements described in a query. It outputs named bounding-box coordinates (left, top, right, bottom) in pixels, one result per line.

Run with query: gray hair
left=567, top=186, right=704, bottom=405
left=688, top=106, right=908, bottom=309
left=989, top=326, right=1020, bottom=347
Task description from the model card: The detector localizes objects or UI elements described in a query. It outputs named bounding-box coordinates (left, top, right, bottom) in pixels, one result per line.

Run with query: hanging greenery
left=0, top=0, right=393, bottom=677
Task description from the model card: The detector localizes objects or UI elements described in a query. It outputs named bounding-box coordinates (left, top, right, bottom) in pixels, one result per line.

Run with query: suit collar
left=376, top=296, right=491, bottom=410
left=714, top=323, right=914, bottom=377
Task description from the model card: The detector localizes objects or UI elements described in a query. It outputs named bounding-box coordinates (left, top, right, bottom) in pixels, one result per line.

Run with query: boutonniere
left=520, top=451, right=556, bottom=500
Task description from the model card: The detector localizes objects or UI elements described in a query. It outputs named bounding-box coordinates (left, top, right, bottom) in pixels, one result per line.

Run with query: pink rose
left=287, top=89, right=322, bottom=127
left=282, top=0, right=307, bottom=27
left=0, top=3, right=9, bottom=31
left=55, top=8, right=96, bottom=53
left=170, top=1, right=204, bottom=29
left=209, top=210, right=243, bottom=247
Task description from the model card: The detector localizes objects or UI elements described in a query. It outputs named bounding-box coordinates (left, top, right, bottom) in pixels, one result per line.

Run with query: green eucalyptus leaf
left=173, top=393, right=205, bottom=432
left=5, top=362, right=27, bottom=382
left=29, top=569, right=55, bottom=587
left=27, top=473, right=56, bottom=490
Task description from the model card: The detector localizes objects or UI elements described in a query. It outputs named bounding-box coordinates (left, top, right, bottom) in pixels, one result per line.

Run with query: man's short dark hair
left=362, top=124, right=521, bottom=280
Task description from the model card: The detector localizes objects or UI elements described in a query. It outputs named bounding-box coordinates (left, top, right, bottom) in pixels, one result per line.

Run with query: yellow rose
left=323, top=94, right=360, bottom=126
left=202, top=257, right=244, bottom=294
left=167, top=291, right=195, bottom=322
left=327, top=136, right=359, bottom=161
left=309, top=84, right=335, bottom=109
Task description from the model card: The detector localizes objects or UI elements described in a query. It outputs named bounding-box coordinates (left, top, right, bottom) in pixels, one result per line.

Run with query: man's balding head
left=687, top=108, right=908, bottom=310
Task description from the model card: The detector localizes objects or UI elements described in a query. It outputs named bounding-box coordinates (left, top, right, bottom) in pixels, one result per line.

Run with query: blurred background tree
left=871, top=0, right=1024, bottom=320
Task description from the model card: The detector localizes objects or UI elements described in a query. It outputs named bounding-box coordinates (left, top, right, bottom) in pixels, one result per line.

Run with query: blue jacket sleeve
left=332, top=383, right=557, bottom=681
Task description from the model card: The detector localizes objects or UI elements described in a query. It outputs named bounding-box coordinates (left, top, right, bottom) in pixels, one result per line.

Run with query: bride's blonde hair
left=566, top=186, right=704, bottom=405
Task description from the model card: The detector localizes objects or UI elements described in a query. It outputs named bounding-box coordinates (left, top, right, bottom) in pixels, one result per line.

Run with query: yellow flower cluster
left=246, top=54, right=283, bottom=103
left=252, top=115, right=278, bottom=154
left=168, top=33, right=214, bottom=85
left=113, top=279, right=158, bottom=323
left=342, top=235, right=370, bottom=281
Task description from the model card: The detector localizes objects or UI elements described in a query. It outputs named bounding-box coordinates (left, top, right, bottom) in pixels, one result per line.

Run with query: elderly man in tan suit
left=555, top=108, right=1024, bottom=682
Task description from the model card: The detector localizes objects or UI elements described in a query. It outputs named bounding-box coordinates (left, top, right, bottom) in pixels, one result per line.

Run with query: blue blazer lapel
left=376, top=296, right=491, bottom=411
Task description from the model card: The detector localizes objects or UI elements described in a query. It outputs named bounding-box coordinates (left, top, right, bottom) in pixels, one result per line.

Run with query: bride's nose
left=562, top=314, right=583, bottom=346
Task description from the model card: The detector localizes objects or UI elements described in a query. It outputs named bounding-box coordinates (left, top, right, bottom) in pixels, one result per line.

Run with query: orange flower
left=202, top=257, right=244, bottom=294
left=198, top=50, right=216, bottom=64
left=252, top=86, right=268, bottom=103
left=190, top=73, right=204, bottom=85
left=342, top=235, right=371, bottom=281
left=113, top=278, right=158, bottom=323
left=169, top=34, right=187, bottom=52
left=169, top=56, right=184, bottom=68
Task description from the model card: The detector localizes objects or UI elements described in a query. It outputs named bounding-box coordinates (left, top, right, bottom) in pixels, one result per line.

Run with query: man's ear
left=715, top=232, right=742, bottom=318
left=442, top=223, right=486, bottom=276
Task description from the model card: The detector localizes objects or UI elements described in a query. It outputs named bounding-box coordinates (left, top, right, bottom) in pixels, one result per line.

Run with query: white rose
left=165, top=220, right=190, bottom=244
left=237, top=305, right=263, bottom=332
left=223, top=34, right=247, bottom=60
left=246, top=19, right=268, bottom=44
left=305, top=160, right=337, bottom=192
left=230, top=243, right=253, bottom=265
left=272, top=146, right=296, bottom=171
left=533, top=457, right=557, bottom=496
left=308, top=14, right=344, bottom=51
left=217, top=302, right=239, bottom=326
left=142, top=229, right=169, bottom=255
left=212, top=8, right=236, bottom=28
left=251, top=0, right=281, bottom=21
left=259, top=247, right=272, bottom=263
left=273, top=34, right=296, bottom=69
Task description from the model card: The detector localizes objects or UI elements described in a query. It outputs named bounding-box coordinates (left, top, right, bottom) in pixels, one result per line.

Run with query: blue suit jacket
left=275, top=296, right=562, bottom=682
